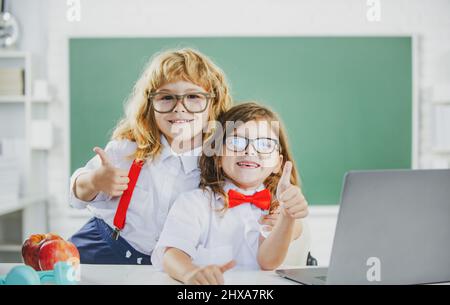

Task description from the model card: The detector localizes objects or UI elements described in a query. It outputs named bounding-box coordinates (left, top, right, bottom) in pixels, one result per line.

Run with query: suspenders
left=111, top=160, right=144, bottom=240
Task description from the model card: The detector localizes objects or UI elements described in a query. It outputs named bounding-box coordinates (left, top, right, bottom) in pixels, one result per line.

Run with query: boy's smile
left=165, top=113, right=195, bottom=126
left=153, top=81, right=211, bottom=152
left=167, top=118, right=195, bottom=124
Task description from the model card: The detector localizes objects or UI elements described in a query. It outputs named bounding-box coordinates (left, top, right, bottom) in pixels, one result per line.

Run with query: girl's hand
left=183, top=260, right=236, bottom=285
left=276, top=161, right=309, bottom=220
left=258, top=208, right=280, bottom=229
left=91, top=147, right=130, bottom=197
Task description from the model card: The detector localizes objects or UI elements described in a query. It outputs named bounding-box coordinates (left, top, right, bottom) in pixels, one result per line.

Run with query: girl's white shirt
left=151, top=180, right=268, bottom=270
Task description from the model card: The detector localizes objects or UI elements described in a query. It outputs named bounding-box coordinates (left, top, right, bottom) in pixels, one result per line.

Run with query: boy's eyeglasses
left=225, top=136, right=280, bottom=154
left=148, top=92, right=215, bottom=113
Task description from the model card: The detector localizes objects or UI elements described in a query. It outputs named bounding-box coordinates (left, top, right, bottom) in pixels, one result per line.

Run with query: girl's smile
left=235, top=160, right=261, bottom=169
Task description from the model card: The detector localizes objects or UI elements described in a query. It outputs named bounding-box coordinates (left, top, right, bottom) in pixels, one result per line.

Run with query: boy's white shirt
left=151, top=180, right=268, bottom=270
left=69, top=135, right=201, bottom=255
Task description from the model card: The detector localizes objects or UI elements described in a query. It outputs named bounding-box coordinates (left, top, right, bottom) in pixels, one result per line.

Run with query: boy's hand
left=91, top=147, right=130, bottom=197
left=276, top=161, right=309, bottom=220
left=183, top=260, right=236, bottom=285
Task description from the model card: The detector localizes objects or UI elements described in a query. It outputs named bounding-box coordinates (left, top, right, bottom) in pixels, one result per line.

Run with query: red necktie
left=228, top=189, right=271, bottom=210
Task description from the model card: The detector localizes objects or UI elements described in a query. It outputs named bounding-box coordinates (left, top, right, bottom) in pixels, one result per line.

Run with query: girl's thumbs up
left=277, top=161, right=293, bottom=199
left=276, top=161, right=309, bottom=220
left=93, top=147, right=111, bottom=166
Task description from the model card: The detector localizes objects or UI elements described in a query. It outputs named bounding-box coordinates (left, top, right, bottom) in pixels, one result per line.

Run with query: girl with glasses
left=152, top=102, right=309, bottom=284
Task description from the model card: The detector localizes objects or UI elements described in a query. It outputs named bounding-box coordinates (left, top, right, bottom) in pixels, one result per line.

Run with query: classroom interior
left=0, top=0, right=449, bottom=270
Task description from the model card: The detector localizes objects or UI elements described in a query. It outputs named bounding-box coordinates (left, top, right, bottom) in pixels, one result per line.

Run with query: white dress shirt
left=69, top=136, right=201, bottom=255
left=151, top=180, right=269, bottom=270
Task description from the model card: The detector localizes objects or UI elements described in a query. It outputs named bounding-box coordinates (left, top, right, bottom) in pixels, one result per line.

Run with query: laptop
left=276, top=169, right=450, bottom=285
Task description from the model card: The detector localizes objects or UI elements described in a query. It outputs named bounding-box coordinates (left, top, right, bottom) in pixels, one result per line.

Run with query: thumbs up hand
left=276, top=161, right=309, bottom=220
left=91, top=147, right=130, bottom=198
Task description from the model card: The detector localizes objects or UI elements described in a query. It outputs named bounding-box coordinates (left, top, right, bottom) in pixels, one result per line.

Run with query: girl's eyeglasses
left=148, top=92, right=215, bottom=113
left=225, top=136, right=280, bottom=154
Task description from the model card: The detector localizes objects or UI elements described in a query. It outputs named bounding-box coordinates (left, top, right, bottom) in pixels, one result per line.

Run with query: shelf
left=31, top=96, right=51, bottom=104
left=0, top=51, right=28, bottom=59
left=431, top=100, right=450, bottom=105
left=0, top=95, right=51, bottom=104
left=0, top=194, right=49, bottom=216
left=432, top=148, right=450, bottom=154
left=0, top=51, right=48, bottom=241
left=0, top=244, right=21, bottom=252
left=0, top=95, right=26, bottom=103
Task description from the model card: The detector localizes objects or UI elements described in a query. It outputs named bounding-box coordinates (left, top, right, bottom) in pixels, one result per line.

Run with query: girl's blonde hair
left=112, top=48, right=232, bottom=160
left=200, top=102, right=300, bottom=213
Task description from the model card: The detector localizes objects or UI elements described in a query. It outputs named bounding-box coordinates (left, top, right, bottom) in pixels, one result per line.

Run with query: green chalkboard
left=70, top=37, right=412, bottom=205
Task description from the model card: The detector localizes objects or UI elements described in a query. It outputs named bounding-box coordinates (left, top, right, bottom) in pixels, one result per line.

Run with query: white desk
left=2, top=264, right=448, bottom=285
left=0, top=263, right=297, bottom=285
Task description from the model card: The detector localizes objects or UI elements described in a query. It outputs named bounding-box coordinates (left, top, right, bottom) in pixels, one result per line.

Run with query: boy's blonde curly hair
left=112, top=48, right=232, bottom=161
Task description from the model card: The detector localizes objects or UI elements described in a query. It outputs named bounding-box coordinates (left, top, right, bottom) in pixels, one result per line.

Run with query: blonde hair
left=112, top=48, right=232, bottom=160
left=199, top=102, right=300, bottom=213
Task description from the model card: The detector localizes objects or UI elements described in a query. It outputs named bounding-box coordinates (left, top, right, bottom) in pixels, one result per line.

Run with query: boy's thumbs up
left=91, top=146, right=129, bottom=198
left=93, top=147, right=111, bottom=166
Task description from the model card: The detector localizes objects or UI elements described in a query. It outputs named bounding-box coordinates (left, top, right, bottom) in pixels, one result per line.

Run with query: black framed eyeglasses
left=148, top=91, right=214, bottom=113
left=225, top=136, right=280, bottom=154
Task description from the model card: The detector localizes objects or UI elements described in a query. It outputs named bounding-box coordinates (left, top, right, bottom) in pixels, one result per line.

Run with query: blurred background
left=0, top=0, right=449, bottom=266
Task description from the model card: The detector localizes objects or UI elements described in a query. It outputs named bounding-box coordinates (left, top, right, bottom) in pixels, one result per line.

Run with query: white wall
left=11, top=0, right=450, bottom=265
left=9, top=0, right=48, bottom=79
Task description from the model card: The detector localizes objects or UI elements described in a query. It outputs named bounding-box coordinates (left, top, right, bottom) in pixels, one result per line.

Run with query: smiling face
left=152, top=81, right=211, bottom=151
left=220, top=120, right=283, bottom=190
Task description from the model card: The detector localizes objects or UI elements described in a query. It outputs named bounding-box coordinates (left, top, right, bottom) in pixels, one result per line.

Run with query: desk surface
left=0, top=263, right=298, bottom=285
left=2, top=264, right=448, bottom=285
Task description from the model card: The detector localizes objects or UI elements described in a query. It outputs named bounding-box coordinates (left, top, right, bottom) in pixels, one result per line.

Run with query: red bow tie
left=228, top=189, right=271, bottom=210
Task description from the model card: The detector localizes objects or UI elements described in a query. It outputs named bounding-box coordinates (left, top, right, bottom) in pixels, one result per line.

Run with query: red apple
left=38, top=239, right=80, bottom=271
left=22, top=233, right=63, bottom=271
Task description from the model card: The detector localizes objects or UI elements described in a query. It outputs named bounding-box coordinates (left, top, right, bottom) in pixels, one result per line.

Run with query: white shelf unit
left=0, top=50, right=49, bottom=262
left=0, top=95, right=26, bottom=103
